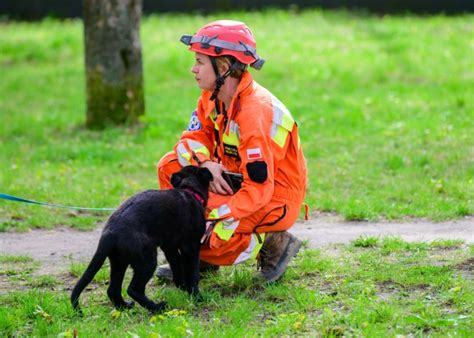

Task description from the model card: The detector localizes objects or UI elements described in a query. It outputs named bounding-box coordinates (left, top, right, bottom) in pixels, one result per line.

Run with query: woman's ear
left=219, top=62, right=230, bottom=76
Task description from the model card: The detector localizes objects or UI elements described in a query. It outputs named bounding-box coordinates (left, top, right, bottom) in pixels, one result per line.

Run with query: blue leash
left=0, top=193, right=115, bottom=212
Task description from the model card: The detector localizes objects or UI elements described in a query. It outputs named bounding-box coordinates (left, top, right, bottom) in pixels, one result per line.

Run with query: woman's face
left=191, top=52, right=216, bottom=91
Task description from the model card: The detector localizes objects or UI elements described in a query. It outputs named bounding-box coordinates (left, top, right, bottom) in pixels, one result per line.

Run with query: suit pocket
left=255, top=203, right=287, bottom=228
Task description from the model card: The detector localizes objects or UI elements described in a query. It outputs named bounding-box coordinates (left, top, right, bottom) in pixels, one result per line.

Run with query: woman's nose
left=191, top=65, right=198, bottom=74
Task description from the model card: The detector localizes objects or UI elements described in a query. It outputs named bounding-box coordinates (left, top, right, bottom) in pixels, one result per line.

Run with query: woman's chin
left=198, top=84, right=213, bottom=91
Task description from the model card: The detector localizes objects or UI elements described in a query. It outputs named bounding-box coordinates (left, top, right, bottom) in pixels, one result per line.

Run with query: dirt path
left=1, top=214, right=472, bottom=274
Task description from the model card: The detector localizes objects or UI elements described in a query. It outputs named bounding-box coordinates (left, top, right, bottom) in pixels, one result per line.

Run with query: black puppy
left=71, top=165, right=212, bottom=313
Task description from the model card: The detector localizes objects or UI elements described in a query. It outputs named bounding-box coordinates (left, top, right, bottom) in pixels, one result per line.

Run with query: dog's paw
left=149, top=301, right=167, bottom=314
left=173, top=279, right=186, bottom=291
left=115, top=300, right=135, bottom=310
left=72, top=307, right=84, bottom=317
left=192, top=292, right=204, bottom=303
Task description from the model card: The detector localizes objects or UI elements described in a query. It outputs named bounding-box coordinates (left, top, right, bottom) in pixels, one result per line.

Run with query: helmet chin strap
left=209, top=57, right=242, bottom=101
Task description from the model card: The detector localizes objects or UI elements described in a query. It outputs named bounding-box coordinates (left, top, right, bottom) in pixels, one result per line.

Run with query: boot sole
left=156, top=266, right=173, bottom=281
left=262, top=235, right=302, bottom=283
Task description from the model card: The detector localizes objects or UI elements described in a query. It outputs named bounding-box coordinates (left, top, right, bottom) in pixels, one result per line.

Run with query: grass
left=0, top=238, right=472, bottom=336
left=0, top=10, right=472, bottom=231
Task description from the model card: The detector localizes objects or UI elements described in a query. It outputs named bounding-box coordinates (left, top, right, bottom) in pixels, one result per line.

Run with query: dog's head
left=170, top=166, right=213, bottom=201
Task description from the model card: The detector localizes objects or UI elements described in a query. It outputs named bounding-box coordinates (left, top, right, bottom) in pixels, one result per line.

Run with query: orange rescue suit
left=157, top=71, right=307, bottom=266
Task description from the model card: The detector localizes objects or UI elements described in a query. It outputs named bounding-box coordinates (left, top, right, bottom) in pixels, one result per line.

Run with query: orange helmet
left=180, top=20, right=265, bottom=70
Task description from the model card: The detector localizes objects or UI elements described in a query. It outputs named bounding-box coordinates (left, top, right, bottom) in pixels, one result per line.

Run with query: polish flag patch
left=247, top=147, right=262, bottom=160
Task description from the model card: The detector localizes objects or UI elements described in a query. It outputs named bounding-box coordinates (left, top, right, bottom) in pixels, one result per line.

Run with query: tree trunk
left=83, top=0, right=144, bottom=129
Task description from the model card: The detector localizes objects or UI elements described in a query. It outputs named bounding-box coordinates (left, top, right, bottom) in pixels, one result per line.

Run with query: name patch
left=223, top=143, right=239, bottom=159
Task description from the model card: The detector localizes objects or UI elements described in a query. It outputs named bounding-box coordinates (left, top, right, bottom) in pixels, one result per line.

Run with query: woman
left=157, top=20, right=307, bottom=282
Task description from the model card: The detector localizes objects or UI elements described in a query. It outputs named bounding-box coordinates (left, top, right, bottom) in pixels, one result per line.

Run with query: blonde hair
left=216, top=55, right=245, bottom=79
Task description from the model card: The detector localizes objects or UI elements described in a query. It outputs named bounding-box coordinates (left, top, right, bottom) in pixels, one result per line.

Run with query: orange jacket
left=174, top=71, right=307, bottom=235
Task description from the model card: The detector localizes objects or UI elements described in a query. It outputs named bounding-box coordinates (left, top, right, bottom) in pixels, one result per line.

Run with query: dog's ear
left=170, top=172, right=184, bottom=188
left=198, top=168, right=213, bottom=185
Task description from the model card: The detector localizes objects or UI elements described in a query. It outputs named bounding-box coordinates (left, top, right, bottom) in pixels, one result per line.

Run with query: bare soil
left=1, top=214, right=472, bottom=275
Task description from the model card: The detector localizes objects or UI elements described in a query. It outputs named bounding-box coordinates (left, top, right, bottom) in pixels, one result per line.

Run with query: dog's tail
left=70, top=234, right=113, bottom=312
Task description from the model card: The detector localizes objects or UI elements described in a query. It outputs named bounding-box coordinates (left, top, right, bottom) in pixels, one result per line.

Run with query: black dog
left=71, top=165, right=212, bottom=313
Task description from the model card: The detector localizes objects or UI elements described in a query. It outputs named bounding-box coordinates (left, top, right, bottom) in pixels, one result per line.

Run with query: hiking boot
left=155, top=264, right=174, bottom=281
left=258, top=231, right=302, bottom=283
left=156, top=261, right=219, bottom=281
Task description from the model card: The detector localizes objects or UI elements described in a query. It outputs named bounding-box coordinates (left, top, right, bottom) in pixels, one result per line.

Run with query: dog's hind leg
left=127, top=252, right=166, bottom=313
left=108, top=255, right=134, bottom=309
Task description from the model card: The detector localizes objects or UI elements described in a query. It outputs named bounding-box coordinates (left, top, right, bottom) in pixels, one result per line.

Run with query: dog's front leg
left=161, top=245, right=185, bottom=289
left=180, top=243, right=201, bottom=297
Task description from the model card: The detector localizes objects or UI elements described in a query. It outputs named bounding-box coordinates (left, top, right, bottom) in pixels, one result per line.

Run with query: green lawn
left=1, top=239, right=472, bottom=336
left=0, top=10, right=473, bottom=231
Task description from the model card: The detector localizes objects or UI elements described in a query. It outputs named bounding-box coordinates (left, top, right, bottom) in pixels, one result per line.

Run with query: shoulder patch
left=187, top=110, right=202, bottom=131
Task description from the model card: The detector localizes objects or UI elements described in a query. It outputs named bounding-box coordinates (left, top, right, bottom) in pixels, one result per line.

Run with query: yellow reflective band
left=273, top=126, right=289, bottom=148
left=271, top=94, right=295, bottom=131
left=250, top=233, right=265, bottom=260
left=213, top=219, right=238, bottom=241
left=222, top=132, right=240, bottom=146
left=176, top=143, right=191, bottom=166
left=208, top=208, right=220, bottom=219
left=208, top=205, right=231, bottom=220
left=194, top=146, right=210, bottom=156
left=280, top=109, right=294, bottom=131
left=210, top=110, right=217, bottom=121
left=233, top=233, right=266, bottom=265
left=270, top=95, right=295, bottom=148
left=186, top=140, right=211, bottom=157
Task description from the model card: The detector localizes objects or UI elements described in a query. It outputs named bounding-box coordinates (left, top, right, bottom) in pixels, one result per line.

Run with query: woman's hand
left=200, top=161, right=234, bottom=195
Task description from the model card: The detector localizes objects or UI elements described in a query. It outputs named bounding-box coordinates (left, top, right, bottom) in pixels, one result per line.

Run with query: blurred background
left=1, top=0, right=473, bottom=20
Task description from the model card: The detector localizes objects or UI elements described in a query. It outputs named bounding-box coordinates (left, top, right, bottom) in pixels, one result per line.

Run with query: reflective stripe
left=208, top=204, right=231, bottom=219
left=207, top=204, right=230, bottom=219
left=214, top=218, right=238, bottom=241
left=195, top=146, right=210, bottom=156
left=222, top=133, right=239, bottom=146
left=177, top=140, right=210, bottom=166
left=187, top=140, right=210, bottom=156
left=180, top=34, right=265, bottom=70
left=208, top=209, right=219, bottom=219
left=217, top=204, right=231, bottom=217
left=270, top=94, right=295, bottom=148
left=273, top=126, right=288, bottom=148
left=271, top=95, right=294, bottom=131
left=223, top=120, right=240, bottom=146
left=176, top=143, right=191, bottom=166
left=233, top=233, right=266, bottom=265
left=185, top=35, right=259, bottom=60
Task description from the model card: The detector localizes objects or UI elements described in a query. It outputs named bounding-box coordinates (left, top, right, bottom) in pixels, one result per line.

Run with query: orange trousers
left=157, top=151, right=303, bottom=265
